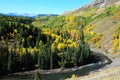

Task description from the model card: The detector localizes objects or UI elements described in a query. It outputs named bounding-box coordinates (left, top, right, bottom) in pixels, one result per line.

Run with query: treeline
left=32, top=16, right=92, bottom=29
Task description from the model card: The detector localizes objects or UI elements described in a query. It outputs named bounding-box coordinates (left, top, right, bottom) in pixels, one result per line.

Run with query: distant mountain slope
left=0, top=13, right=58, bottom=18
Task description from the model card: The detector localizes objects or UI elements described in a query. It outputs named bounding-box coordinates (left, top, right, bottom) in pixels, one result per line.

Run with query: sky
left=0, top=0, right=92, bottom=14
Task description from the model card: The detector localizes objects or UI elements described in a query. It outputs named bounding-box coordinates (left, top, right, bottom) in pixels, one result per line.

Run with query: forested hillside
left=0, top=14, right=93, bottom=76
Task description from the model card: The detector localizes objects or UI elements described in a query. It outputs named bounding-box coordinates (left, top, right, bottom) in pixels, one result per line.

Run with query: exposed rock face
left=79, top=0, right=120, bottom=9
left=63, top=0, right=120, bottom=15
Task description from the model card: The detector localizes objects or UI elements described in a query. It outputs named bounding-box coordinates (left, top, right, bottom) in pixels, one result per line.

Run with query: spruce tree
left=49, top=38, right=53, bottom=69
left=7, top=49, right=12, bottom=72
left=38, top=53, right=41, bottom=69
left=61, top=49, right=65, bottom=68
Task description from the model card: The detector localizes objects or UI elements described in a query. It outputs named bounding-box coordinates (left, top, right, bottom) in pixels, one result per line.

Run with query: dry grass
left=73, top=66, right=120, bottom=80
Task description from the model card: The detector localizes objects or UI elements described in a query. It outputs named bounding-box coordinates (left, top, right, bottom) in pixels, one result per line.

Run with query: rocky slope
left=63, top=0, right=120, bottom=15
left=80, top=0, right=120, bottom=9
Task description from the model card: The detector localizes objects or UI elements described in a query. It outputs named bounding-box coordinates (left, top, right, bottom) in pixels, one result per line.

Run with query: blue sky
left=0, top=0, right=92, bottom=14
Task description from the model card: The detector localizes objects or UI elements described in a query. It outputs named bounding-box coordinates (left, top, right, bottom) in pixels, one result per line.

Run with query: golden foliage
left=14, top=29, right=18, bottom=33
left=65, top=74, right=77, bottom=80
left=57, top=43, right=67, bottom=51
left=51, top=43, right=57, bottom=52
left=29, top=35, right=32, bottom=39
left=21, top=47, right=26, bottom=55
left=111, top=24, right=120, bottom=52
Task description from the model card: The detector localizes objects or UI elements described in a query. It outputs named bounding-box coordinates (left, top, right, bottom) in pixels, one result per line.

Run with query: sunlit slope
left=90, top=6, right=120, bottom=56
left=64, top=5, right=120, bottom=57
left=63, top=7, right=98, bottom=17
left=63, top=0, right=120, bottom=16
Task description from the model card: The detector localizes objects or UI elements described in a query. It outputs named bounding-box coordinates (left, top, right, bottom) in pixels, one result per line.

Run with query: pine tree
left=49, top=37, right=53, bottom=69
left=38, top=53, right=41, bottom=69
left=61, top=49, right=65, bottom=68
left=7, top=49, right=12, bottom=72
left=25, top=49, right=29, bottom=70
left=33, top=50, right=38, bottom=65
left=50, top=48, right=53, bottom=69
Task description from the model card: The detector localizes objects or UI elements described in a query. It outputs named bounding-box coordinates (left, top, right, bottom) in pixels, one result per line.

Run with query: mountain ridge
left=63, top=0, right=120, bottom=15
left=79, top=0, right=120, bottom=9
left=0, top=12, right=58, bottom=18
